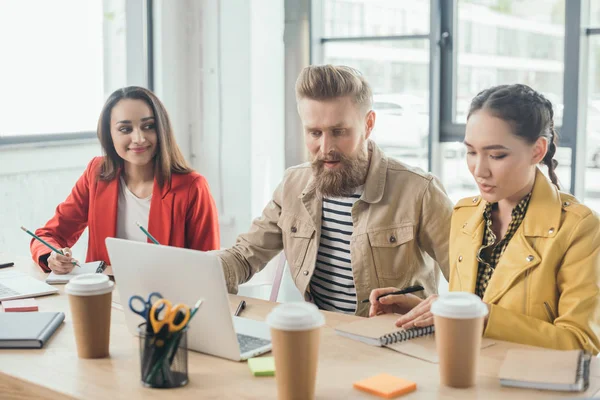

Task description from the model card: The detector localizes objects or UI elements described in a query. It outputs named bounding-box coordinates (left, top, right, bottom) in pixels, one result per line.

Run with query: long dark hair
left=97, top=86, right=192, bottom=186
left=467, top=84, right=559, bottom=188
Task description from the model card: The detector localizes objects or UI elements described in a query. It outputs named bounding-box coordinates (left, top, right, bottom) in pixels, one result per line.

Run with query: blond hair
left=295, top=65, right=373, bottom=111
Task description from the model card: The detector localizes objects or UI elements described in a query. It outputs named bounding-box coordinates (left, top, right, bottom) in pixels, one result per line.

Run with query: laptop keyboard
left=0, top=283, right=19, bottom=298
left=237, top=333, right=271, bottom=354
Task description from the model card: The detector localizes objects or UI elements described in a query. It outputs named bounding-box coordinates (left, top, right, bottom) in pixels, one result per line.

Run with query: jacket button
left=548, top=228, right=554, bottom=234
left=563, top=201, right=570, bottom=207
left=303, top=270, right=309, bottom=276
left=291, top=227, right=297, bottom=233
left=389, top=235, right=396, bottom=243
left=458, top=256, right=463, bottom=262
left=526, top=255, right=534, bottom=262
left=472, top=197, right=478, bottom=203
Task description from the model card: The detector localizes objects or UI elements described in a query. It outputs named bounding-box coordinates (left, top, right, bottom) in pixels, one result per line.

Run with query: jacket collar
left=298, top=139, right=388, bottom=204
left=462, top=167, right=560, bottom=239
left=362, top=140, right=388, bottom=204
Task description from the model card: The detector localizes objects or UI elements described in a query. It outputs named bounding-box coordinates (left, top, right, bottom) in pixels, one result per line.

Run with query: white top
left=431, top=292, right=489, bottom=319
left=266, top=302, right=325, bottom=331
left=116, top=177, right=152, bottom=243
left=65, top=273, right=114, bottom=296
left=309, top=187, right=363, bottom=315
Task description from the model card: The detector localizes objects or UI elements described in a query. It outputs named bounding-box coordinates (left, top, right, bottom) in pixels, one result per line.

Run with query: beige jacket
left=218, top=141, right=453, bottom=316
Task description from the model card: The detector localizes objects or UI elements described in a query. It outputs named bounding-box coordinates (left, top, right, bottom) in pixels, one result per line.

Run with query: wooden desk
left=1, top=254, right=599, bottom=399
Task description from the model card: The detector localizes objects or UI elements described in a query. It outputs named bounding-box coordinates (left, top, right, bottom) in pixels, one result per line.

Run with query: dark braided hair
left=467, top=84, right=559, bottom=188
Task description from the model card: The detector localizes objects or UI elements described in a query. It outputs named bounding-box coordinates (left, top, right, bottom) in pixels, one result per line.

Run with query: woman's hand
left=394, top=294, right=439, bottom=328
left=47, top=248, right=77, bottom=274
left=368, top=287, right=423, bottom=317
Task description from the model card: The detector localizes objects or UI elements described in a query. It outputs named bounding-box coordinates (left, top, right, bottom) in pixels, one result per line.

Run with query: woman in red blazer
left=31, top=86, right=220, bottom=273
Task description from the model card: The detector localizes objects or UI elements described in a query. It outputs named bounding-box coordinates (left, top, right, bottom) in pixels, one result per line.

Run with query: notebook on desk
left=46, top=261, right=106, bottom=284
left=499, top=349, right=591, bottom=392
left=0, top=312, right=65, bottom=348
left=335, top=314, right=434, bottom=346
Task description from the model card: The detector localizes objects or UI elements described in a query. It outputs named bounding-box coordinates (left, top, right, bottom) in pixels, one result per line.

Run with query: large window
left=455, top=0, right=565, bottom=124
left=584, top=4, right=600, bottom=212
left=0, top=0, right=146, bottom=142
left=314, top=0, right=431, bottom=171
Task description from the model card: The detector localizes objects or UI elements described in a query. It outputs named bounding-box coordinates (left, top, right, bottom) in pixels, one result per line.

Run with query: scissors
left=129, top=292, right=165, bottom=325
left=149, top=299, right=191, bottom=336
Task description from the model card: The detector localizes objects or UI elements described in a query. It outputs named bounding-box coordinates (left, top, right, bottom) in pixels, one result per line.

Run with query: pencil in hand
left=135, top=221, right=160, bottom=245
left=20, top=226, right=82, bottom=268
left=361, top=285, right=425, bottom=304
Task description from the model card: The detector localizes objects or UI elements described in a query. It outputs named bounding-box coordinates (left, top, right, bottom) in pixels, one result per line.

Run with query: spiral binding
left=577, top=351, right=591, bottom=391
left=380, top=325, right=435, bottom=346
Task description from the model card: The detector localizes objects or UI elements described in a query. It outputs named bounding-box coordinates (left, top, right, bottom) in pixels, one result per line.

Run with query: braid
left=540, top=97, right=560, bottom=188
left=468, top=84, right=560, bottom=189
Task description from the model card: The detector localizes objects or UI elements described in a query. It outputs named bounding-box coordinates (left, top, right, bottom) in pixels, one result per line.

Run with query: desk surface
left=0, top=253, right=599, bottom=400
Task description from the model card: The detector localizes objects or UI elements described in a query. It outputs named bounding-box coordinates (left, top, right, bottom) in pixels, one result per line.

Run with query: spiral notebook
left=334, top=314, right=434, bottom=347
left=499, top=349, right=590, bottom=392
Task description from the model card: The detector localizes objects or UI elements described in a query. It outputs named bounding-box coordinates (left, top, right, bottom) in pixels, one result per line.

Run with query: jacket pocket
left=367, top=224, right=414, bottom=280
left=277, top=213, right=315, bottom=276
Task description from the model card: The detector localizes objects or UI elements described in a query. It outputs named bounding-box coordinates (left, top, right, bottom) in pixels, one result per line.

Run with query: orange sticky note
left=353, top=373, right=416, bottom=398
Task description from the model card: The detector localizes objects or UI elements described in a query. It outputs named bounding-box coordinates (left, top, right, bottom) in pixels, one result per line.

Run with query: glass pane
left=592, top=0, right=600, bottom=26
left=0, top=0, right=127, bottom=137
left=321, top=0, right=430, bottom=37
left=455, top=0, right=565, bottom=125
left=584, top=36, right=600, bottom=212
left=440, top=142, right=571, bottom=204
left=323, top=40, right=430, bottom=171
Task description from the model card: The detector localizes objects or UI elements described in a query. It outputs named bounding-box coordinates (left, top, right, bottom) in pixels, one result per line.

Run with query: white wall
left=155, top=0, right=285, bottom=247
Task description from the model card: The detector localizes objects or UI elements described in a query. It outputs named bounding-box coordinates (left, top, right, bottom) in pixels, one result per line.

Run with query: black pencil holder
left=138, top=323, right=189, bottom=389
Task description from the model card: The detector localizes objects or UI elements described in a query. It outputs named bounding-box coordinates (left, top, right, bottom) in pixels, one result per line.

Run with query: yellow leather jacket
left=449, top=168, right=600, bottom=354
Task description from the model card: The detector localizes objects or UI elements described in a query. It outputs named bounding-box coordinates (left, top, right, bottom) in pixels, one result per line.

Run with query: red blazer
left=31, top=157, right=220, bottom=271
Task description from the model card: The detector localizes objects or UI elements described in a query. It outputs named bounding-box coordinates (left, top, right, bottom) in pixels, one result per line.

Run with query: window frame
left=310, top=0, right=596, bottom=196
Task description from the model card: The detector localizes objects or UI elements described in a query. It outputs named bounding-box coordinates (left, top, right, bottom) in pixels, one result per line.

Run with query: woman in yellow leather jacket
left=369, top=84, right=600, bottom=354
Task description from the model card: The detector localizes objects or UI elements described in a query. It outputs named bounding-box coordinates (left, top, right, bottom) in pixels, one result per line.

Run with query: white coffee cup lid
left=431, top=292, right=488, bottom=319
left=266, top=302, right=325, bottom=331
left=65, top=273, right=114, bottom=296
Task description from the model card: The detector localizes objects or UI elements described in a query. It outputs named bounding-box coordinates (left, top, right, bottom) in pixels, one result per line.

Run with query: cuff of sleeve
left=213, top=250, right=239, bottom=294
left=38, top=253, right=52, bottom=273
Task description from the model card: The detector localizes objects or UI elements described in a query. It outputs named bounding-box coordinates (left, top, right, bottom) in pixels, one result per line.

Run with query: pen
left=20, top=226, right=81, bottom=268
left=361, top=285, right=425, bottom=304
left=135, top=221, right=160, bottom=245
left=234, top=300, right=246, bottom=317
left=0, top=262, right=14, bottom=269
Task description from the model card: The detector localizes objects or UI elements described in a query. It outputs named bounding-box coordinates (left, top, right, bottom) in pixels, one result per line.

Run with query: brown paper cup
left=65, top=274, right=114, bottom=359
left=434, top=314, right=484, bottom=388
left=266, top=303, right=325, bottom=400
left=431, top=292, right=488, bottom=388
left=270, top=327, right=321, bottom=400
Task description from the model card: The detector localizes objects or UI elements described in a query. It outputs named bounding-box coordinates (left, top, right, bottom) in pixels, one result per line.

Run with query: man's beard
left=311, top=146, right=370, bottom=198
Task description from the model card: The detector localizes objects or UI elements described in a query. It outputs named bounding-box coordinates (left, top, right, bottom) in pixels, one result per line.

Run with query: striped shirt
left=309, top=188, right=362, bottom=314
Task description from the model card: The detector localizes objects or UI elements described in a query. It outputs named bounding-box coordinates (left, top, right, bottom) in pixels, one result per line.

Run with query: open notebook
left=499, top=349, right=591, bottom=392
left=335, top=314, right=434, bottom=346
left=46, top=261, right=106, bottom=284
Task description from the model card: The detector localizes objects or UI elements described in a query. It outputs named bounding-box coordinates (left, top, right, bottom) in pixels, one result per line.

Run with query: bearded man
left=217, top=65, right=453, bottom=316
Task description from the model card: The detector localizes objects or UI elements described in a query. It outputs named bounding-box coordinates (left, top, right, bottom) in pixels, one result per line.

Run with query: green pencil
left=20, top=226, right=81, bottom=268
left=135, top=221, right=160, bottom=245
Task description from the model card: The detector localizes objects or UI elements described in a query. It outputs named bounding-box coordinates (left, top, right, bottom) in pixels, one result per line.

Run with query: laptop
left=105, top=238, right=272, bottom=361
left=0, top=270, right=58, bottom=301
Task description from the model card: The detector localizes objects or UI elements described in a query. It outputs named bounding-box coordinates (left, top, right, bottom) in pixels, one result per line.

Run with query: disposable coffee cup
left=65, top=273, right=114, bottom=359
left=266, top=302, right=325, bottom=400
left=431, top=292, right=488, bottom=388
